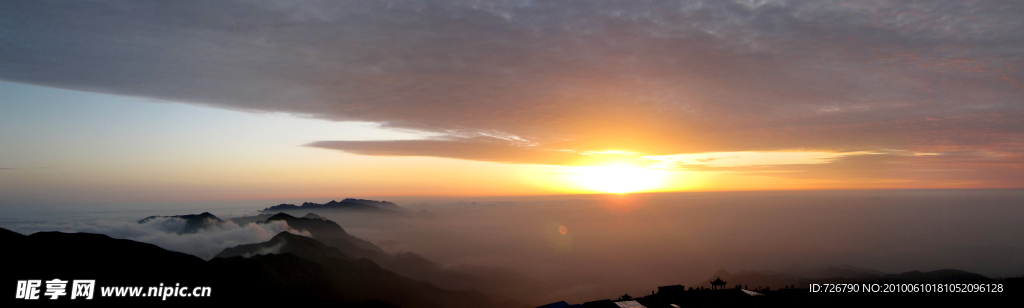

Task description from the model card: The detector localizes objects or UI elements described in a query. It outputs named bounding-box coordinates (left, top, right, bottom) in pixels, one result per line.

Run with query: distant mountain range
left=262, top=199, right=410, bottom=214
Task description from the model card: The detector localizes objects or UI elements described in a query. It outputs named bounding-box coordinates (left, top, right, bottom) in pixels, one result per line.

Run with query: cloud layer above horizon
left=2, top=0, right=1022, bottom=185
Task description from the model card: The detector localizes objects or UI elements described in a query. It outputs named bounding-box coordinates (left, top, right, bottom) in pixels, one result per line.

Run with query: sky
left=2, top=0, right=1024, bottom=206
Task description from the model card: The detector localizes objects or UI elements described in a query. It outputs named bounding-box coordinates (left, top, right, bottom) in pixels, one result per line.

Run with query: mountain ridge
left=262, top=198, right=408, bottom=214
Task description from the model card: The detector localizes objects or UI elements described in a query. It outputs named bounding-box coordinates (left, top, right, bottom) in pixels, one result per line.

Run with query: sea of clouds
left=4, top=216, right=309, bottom=260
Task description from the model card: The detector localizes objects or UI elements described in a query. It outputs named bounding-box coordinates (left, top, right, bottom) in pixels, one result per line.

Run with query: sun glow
left=572, top=165, right=665, bottom=194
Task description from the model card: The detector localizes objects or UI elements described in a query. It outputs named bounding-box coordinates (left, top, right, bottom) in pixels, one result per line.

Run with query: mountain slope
left=261, top=212, right=387, bottom=258
left=215, top=231, right=354, bottom=263
left=145, top=211, right=549, bottom=305
left=2, top=227, right=526, bottom=307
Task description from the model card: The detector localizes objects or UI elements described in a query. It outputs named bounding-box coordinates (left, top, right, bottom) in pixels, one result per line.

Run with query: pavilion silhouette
left=710, top=277, right=728, bottom=290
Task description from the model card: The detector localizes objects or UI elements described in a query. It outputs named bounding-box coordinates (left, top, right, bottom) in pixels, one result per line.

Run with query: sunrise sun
left=572, top=165, right=665, bottom=194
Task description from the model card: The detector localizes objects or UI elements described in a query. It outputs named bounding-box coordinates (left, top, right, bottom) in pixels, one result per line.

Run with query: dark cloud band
left=2, top=0, right=1022, bottom=180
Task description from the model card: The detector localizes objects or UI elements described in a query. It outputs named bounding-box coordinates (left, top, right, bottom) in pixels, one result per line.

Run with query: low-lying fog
left=4, top=189, right=1024, bottom=304
left=334, top=190, right=1024, bottom=302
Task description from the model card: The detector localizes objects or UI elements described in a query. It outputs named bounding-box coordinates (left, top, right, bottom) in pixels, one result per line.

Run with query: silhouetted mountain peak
left=1, top=227, right=25, bottom=241
left=139, top=211, right=222, bottom=223
left=264, top=212, right=346, bottom=233
left=227, top=213, right=275, bottom=225
left=262, top=199, right=408, bottom=214
left=257, top=213, right=387, bottom=258
left=138, top=212, right=224, bottom=234
left=341, top=198, right=408, bottom=212
left=267, top=212, right=297, bottom=220
left=269, top=230, right=308, bottom=241
left=215, top=231, right=354, bottom=263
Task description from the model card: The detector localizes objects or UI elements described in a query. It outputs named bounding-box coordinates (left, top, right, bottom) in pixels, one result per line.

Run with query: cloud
left=665, top=150, right=1024, bottom=187
left=646, top=151, right=863, bottom=168
left=6, top=217, right=311, bottom=260
left=310, top=136, right=601, bottom=165
left=242, top=240, right=285, bottom=258
left=1, top=0, right=1022, bottom=175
